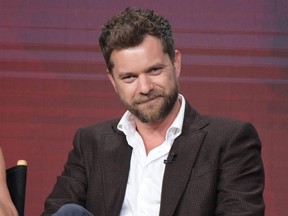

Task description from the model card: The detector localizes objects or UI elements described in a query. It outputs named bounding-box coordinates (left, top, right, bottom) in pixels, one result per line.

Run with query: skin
left=108, top=35, right=182, bottom=154
left=0, top=148, right=18, bottom=216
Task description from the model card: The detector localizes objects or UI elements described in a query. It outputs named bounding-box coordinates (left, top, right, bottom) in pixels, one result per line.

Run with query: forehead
left=110, top=36, right=168, bottom=73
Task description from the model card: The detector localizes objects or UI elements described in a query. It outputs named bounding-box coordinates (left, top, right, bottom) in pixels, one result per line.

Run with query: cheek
left=159, top=74, right=177, bottom=88
left=116, top=84, right=135, bottom=99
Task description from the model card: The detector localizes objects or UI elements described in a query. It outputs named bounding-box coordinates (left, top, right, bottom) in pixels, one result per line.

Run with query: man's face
left=108, top=35, right=181, bottom=123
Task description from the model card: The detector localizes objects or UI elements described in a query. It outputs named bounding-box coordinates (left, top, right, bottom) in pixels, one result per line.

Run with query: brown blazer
left=42, top=103, right=265, bottom=216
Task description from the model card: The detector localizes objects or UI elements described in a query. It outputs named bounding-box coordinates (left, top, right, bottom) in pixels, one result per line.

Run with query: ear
left=174, top=50, right=181, bottom=78
left=107, top=69, right=118, bottom=93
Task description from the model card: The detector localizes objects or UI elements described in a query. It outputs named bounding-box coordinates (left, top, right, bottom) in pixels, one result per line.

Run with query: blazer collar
left=101, top=127, right=132, bottom=216
left=160, top=102, right=209, bottom=216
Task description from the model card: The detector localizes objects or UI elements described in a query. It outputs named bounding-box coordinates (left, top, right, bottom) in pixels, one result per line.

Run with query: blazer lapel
left=101, top=128, right=132, bottom=216
left=160, top=104, right=209, bottom=216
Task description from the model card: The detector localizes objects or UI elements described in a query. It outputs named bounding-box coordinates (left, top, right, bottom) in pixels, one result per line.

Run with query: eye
left=149, top=67, right=162, bottom=75
left=121, top=75, right=136, bottom=83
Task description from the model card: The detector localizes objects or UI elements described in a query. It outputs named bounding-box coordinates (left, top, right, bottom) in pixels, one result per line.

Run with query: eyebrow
left=116, top=62, right=168, bottom=78
left=118, top=72, right=135, bottom=78
left=146, top=63, right=167, bottom=71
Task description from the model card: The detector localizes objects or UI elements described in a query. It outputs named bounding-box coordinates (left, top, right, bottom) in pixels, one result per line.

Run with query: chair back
left=6, top=160, right=27, bottom=216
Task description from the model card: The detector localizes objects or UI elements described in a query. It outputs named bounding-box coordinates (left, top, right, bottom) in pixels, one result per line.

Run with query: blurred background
left=0, top=0, right=287, bottom=215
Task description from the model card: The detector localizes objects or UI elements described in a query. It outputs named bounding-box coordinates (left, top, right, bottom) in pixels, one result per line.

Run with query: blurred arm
left=0, top=147, right=18, bottom=216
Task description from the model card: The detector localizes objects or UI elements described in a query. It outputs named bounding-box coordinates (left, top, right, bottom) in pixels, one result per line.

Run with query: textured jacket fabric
left=42, top=102, right=265, bottom=216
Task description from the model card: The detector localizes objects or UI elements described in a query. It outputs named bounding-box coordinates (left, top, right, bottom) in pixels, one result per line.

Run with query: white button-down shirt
left=118, top=95, right=186, bottom=216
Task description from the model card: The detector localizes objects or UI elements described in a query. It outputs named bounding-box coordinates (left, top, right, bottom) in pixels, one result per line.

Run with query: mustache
left=133, top=91, right=163, bottom=104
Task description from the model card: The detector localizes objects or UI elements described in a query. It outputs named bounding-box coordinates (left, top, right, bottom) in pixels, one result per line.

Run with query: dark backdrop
left=0, top=1, right=287, bottom=215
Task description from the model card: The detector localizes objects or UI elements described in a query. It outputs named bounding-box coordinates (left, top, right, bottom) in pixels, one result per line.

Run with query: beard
left=121, top=83, right=179, bottom=123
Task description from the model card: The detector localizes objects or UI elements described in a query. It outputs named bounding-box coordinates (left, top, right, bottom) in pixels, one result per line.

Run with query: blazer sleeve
left=216, top=122, right=265, bottom=216
left=41, top=128, right=88, bottom=216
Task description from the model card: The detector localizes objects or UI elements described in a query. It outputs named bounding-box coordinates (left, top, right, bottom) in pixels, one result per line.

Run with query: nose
left=138, top=74, right=153, bottom=94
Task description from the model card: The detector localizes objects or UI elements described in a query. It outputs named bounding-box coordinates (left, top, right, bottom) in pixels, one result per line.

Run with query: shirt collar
left=166, top=94, right=185, bottom=141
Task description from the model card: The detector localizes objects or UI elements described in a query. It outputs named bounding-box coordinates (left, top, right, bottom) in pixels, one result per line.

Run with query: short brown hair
left=98, top=7, right=175, bottom=72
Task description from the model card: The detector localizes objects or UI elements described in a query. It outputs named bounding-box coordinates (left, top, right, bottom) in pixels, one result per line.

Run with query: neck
left=134, top=98, right=181, bottom=154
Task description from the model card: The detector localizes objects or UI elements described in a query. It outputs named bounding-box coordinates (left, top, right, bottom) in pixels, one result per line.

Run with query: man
left=42, top=7, right=265, bottom=216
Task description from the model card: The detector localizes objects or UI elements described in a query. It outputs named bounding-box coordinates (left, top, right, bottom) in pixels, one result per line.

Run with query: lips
left=135, top=95, right=160, bottom=105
